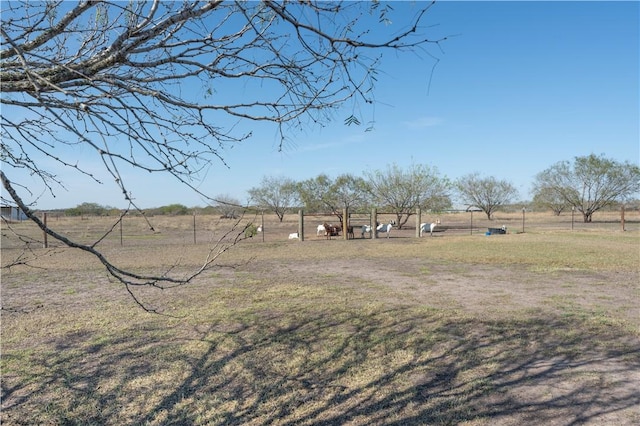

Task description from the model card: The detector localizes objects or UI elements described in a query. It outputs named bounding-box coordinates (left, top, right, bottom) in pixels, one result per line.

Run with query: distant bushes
left=151, top=204, right=189, bottom=216
left=64, top=203, right=223, bottom=217
left=65, top=202, right=115, bottom=217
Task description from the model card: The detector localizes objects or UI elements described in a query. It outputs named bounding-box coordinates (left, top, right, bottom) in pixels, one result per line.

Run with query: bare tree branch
left=1, top=0, right=445, bottom=305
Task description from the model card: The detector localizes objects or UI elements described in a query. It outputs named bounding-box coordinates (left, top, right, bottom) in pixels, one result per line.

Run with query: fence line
left=0, top=207, right=636, bottom=250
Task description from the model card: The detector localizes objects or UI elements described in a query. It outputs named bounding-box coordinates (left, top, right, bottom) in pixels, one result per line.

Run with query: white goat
left=376, top=222, right=393, bottom=238
left=288, top=232, right=299, bottom=240
left=419, top=222, right=438, bottom=237
left=361, top=225, right=372, bottom=238
left=316, top=224, right=326, bottom=236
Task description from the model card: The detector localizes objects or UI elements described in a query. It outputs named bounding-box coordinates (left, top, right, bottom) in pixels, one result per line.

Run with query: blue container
left=488, top=228, right=507, bottom=235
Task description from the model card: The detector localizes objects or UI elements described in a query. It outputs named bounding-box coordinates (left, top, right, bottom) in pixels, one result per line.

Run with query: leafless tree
left=1, top=0, right=446, bottom=305
left=532, top=186, right=570, bottom=216
left=456, top=173, right=518, bottom=220
left=214, top=194, right=242, bottom=219
left=247, top=176, right=297, bottom=222
left=365, top=163, right=451, bottom=229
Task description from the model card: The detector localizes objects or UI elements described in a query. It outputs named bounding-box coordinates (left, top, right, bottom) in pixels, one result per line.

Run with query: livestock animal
left=419, top=222, right=438, bottom=237
left=316, top=224, right=326, bottom=236
left=361, top=225, right=372, bottom=238
left=288, top=232, right=299, bottom=240
left=376, top=222, right=393, bottom=238
left=346, top=225, right=354, bottom=239
left=323, top=222, right=341, bottom=239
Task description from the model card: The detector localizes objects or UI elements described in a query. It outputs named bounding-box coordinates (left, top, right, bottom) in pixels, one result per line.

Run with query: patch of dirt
left=281, top=257, right=640, bottom=327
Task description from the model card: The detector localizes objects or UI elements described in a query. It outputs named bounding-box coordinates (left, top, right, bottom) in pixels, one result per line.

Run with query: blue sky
left=4, top=1, right=639, bottom=209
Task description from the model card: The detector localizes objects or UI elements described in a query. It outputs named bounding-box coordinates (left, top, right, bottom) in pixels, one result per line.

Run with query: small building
left=1, top=205, right=28, bottom=221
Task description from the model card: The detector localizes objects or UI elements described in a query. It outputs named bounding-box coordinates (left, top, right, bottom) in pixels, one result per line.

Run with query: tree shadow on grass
left=2, top=307, right=639, bottom=425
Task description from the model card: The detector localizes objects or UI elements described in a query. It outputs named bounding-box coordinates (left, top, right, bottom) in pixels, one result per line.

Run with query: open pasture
left=1, top=212, right=639, bottom=425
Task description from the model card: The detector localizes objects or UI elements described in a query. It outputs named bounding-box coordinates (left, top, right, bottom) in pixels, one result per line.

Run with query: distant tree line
left=247, top=154, right=639, bottom=224
left=62, top=154, right=640, bottom=226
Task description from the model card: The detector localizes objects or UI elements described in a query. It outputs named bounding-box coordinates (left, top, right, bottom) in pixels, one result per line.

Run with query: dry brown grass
left=1, top=211, right=639, bottom=425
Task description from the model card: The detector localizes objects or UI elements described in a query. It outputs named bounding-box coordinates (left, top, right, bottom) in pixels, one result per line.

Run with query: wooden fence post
left=299, top=209, right=304, bottom=241
left=415, top=207, right=421, bottom=238
left=372, top=208, right=377, bottom=239
left=621, top=205, right=625, bottom=232
left=343, top=208, right=348, bottom=240
left=261, top=211, right=265, bottom=242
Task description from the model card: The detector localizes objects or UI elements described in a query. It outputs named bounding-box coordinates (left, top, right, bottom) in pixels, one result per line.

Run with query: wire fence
left=1, top=207, right=637, bottom=251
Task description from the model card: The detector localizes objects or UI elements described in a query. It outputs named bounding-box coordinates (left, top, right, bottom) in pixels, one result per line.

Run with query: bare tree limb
left=1, top=1, right=445, bottom=306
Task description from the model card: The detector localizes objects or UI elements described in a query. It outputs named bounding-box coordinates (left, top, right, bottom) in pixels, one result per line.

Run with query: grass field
left=1, top=211, right=639, bottom=425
